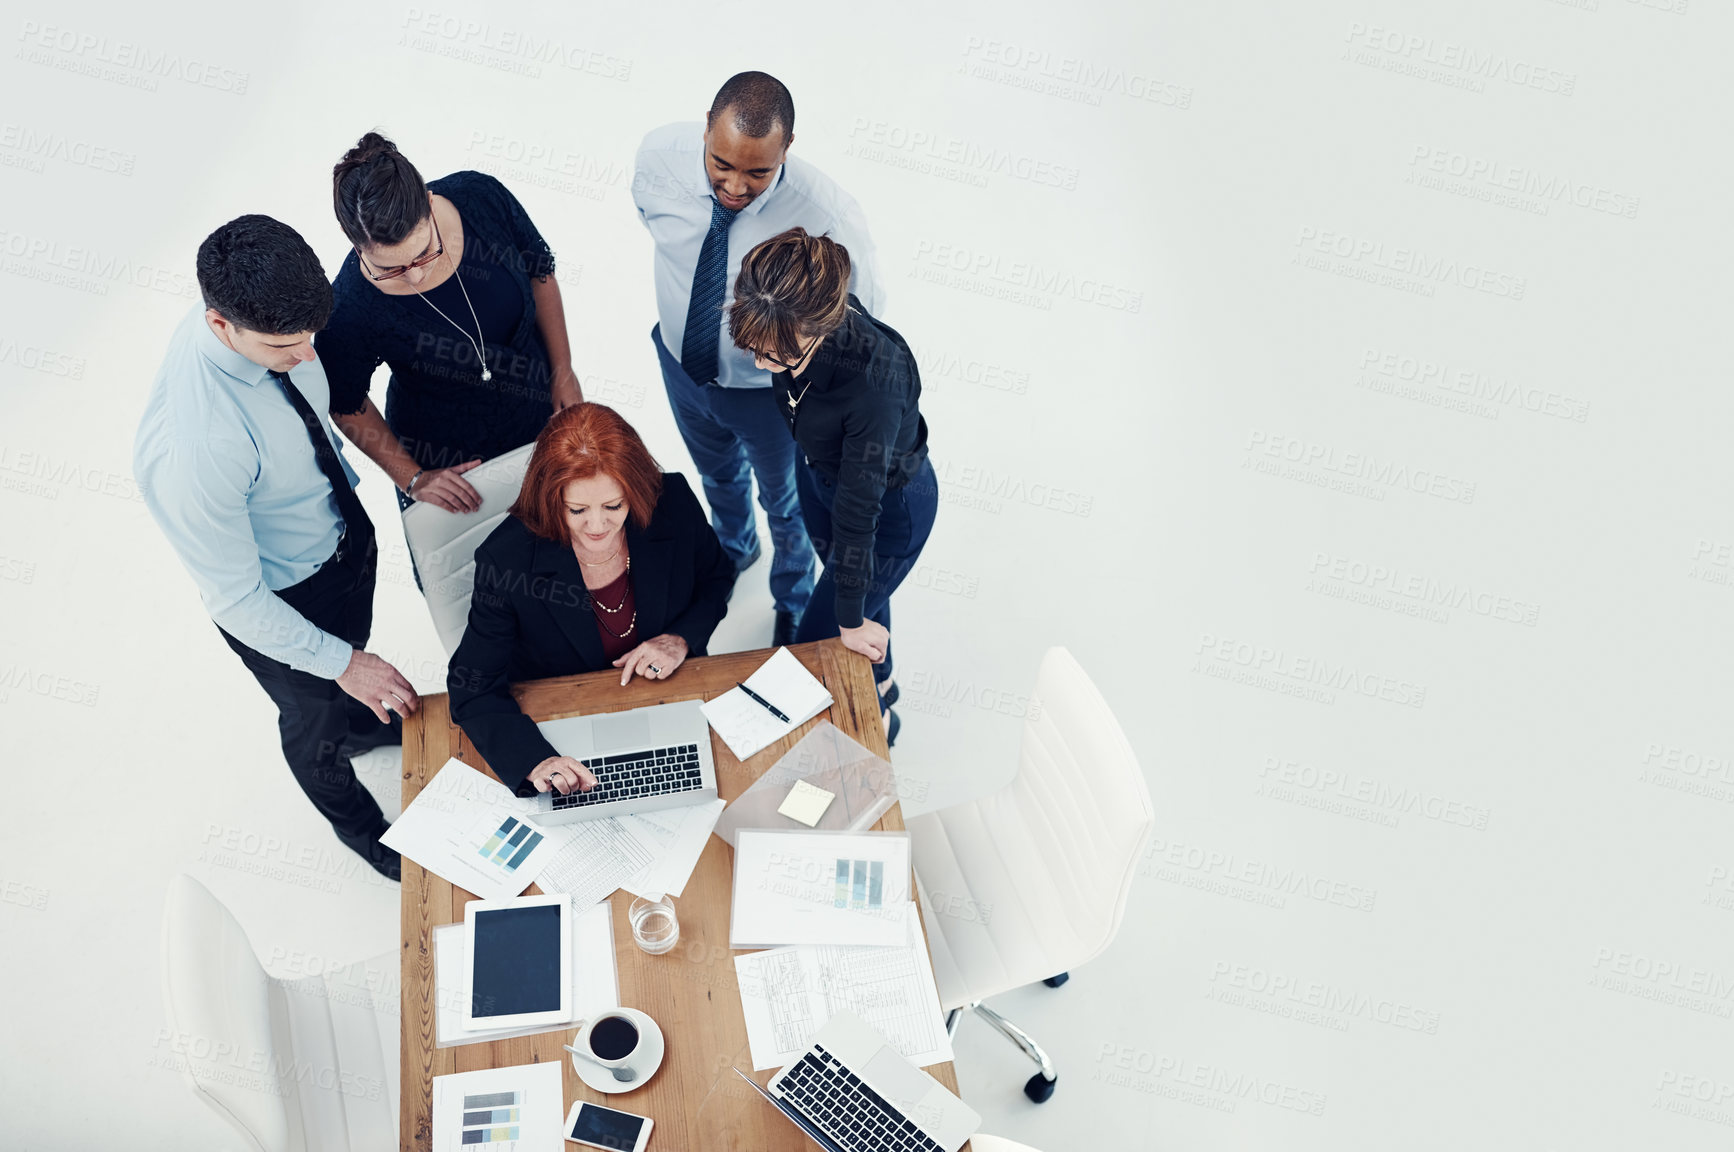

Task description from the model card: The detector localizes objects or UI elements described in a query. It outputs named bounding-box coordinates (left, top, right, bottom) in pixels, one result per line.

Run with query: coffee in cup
left=587, top=1013, right=639, bottom=1061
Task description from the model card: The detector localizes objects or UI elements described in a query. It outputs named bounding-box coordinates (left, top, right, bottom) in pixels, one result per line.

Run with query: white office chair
left=159, top=875, right=399, bottom=1152
left=401, top=443, right=535, bottom=655
left=909, top=647, right=1153, bottom=1103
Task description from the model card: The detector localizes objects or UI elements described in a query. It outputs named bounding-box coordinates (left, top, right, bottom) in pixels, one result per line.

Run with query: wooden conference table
left=398, top=638, right=966, bottom=1151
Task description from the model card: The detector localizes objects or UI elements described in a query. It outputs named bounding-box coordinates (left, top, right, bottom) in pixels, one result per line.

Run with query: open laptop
left=532, top=700, right=717, bottom=824
left=734, top=1011, right=980, bottom=1152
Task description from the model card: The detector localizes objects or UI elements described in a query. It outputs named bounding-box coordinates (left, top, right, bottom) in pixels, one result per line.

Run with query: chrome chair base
left=946, top=976, right=1067, bottom=1103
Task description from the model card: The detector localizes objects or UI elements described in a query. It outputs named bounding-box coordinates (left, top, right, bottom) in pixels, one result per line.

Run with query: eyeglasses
left=756, top=335, right=817, bottom=372
left=357, top=216, right=445, bottom=281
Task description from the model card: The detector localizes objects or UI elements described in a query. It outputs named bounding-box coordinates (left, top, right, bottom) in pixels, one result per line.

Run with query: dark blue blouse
left=317, top=170, right=559, bottom=476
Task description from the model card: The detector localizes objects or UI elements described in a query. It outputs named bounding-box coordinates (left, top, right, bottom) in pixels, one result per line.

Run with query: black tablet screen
left=471, top=905, right=562, bottom=1018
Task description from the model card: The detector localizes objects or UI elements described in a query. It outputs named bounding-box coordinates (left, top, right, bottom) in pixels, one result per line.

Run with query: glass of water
left=629, top=895, right=679, bottom=954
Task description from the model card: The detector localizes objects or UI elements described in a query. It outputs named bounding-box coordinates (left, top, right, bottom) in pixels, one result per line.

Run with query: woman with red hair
left=448, top=403, right=735, bottom=797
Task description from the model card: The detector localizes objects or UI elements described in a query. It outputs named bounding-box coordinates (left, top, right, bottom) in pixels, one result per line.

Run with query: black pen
left=736, top=681, right=790, bottom=723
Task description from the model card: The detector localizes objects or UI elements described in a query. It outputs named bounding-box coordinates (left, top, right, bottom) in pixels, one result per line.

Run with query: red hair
left=510, top=403, right=664, bottom=540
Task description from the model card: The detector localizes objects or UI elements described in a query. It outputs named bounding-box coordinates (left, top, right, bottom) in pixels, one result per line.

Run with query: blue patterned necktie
left=679, top=196, right=741, bottom=385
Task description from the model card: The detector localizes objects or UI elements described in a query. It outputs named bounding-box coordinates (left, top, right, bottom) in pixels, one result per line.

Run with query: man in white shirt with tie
left=633, top=71, right=884, bottom=647
left=135, top=215, right=420, bottom=880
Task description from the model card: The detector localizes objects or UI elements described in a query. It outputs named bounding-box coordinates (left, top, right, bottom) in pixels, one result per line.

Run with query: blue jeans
left=652, top=324, right=815, bottom=617
left=793, top=457, right=938, bottom=686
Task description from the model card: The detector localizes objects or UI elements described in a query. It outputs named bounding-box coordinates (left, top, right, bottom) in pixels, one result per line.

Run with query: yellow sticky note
left=777, top=780, right=836, bottom=827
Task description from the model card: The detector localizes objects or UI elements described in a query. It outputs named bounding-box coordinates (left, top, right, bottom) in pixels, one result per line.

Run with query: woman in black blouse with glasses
left=316, top=132, right=583, bottom=514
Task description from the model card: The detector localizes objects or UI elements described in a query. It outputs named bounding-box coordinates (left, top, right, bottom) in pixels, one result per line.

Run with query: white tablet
left=461, top=893, right=572, bottom=1031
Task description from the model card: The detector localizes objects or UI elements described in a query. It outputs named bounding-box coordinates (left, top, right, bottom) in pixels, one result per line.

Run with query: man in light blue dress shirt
left=633, top=70, right=884, bottom=646
left=135, top=215, right=420, bottom=880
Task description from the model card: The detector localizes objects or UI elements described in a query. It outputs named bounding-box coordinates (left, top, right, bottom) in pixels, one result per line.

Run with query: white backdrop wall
left=1, top=1, right=1727, bottom=1148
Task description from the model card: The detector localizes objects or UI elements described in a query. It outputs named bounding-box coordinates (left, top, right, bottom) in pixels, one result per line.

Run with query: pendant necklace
left=786, top=375, right=815, bottom=414
left=414, top=253, right=492, bottom=381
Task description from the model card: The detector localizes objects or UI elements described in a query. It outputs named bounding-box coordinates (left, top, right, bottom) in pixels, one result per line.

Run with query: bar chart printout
left=833, top=858, right=883, bottom=909
left=478, top=817, right=544, bottom=874
left=384, top=758, right=566, bottom=901
left=461, top=1090, right=520, bottom=1143
left=433, top=1060, right=564, bottom=1151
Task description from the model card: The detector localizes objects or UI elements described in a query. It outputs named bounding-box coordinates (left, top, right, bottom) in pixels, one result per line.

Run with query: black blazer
left=448, top=471, right=735, bottom=794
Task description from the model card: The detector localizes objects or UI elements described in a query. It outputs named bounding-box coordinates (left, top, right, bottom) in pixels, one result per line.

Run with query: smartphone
left=564, top=1100, right=653, bottom=1152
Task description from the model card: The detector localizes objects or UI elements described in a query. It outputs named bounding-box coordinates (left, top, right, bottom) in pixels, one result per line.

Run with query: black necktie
left=271, top=370, right=374, bottom=557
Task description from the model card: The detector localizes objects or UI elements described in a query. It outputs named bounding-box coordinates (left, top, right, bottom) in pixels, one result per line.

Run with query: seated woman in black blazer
left=449, top=403, right=735, bottom=797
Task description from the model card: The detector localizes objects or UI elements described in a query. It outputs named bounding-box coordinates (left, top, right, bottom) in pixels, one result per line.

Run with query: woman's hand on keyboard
left=612, top=633, right=690, bottom=686
left=528, top=756, right=597, bottom=795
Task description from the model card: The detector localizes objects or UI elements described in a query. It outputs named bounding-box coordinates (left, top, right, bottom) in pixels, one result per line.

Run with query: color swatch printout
left=432, top=1060, right=563, bottom=1151
left=384, top=758, right=569, bottom=902
left=833, top=858, right=884, bottom=909
left=477, top=817, right=543, bottom=874
left=460, top=1090, right=520, bottom=1143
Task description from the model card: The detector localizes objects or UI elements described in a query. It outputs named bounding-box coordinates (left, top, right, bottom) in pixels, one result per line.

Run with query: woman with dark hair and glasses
left=729, top=227, right=936, bottom=745
left=316, top=132, right=584, bottom=515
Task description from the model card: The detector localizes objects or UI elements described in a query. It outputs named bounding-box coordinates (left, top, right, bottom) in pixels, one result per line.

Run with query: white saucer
left=570, top=1008, right=665, bottom=1094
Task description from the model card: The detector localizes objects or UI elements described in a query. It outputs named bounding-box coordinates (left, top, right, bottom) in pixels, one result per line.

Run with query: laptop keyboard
left=548, top=743, right=704, bottom=810
left=777, top=1045, right=944, bottom=1152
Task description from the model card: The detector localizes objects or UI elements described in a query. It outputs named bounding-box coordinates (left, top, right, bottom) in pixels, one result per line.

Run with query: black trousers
left=217, top=536, right=396, bottom=857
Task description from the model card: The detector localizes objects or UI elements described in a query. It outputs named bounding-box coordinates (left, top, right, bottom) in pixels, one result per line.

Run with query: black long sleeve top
left=769, top=297, right=930, bottom=628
